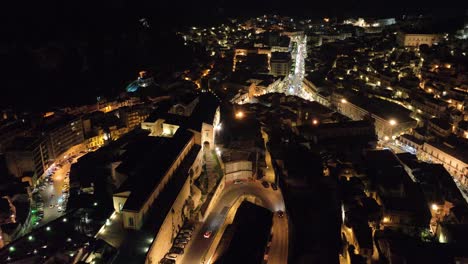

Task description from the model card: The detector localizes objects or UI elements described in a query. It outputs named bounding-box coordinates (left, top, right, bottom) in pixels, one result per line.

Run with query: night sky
left=0, top=0, right=466, bottom=111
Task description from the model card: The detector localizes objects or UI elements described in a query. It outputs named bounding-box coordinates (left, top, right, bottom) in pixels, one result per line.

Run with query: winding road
left=180, top=181, right=288, bottom=264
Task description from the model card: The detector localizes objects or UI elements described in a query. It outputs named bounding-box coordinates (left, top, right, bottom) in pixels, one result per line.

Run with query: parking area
left=159, top=222, right=196, bottom=264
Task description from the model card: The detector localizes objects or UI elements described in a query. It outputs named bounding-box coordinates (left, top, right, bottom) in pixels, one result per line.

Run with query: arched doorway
left=203, top=141, right=210, bottom=150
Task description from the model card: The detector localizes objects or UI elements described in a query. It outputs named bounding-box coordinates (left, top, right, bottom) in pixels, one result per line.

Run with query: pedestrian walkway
left=204, top=149, right=221, bottom=193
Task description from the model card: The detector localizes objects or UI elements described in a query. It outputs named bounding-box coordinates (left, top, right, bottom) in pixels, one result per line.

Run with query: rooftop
left=214, top=202, right=272, bottom=264
left=144, top=93, right=219, bottom=132
left=113, top=144, right=201, bottom=264
left=119, top=129, right=194, bottom=211
left=270, top=52, right=291, bottom=62
left=425, top=140, right=468, bottom=164
left=429, top=118, right=451, bottom=131
left=348, top=95, right=415, bottom=124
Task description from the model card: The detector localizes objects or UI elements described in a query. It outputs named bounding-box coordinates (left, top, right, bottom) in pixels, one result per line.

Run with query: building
left=302, top=79, right=331, bottom=107
left=365, top=150, right=431, bottom=233
left=0, top=120, right=28, bottom=154
left=455, top=120, right=468, bottom=139
left=233, top=46, right=271, bottom=72
left=421, top=141, right=468, bottom=185
left=40, top=115, right=85, bottom=159
left=411, top=96, right=448, bottom=118
left=297, top=120, right=376, bottom=145
left=396, top=134, right=423, bottom=154
left=397, top=32, right=442, bottom=47
left=334, top=93, right=417, bottom=139
left=317, top=33, right=353, bottom=46
left=112, top=129, right=201, bottom=230
left=141, top=93, right=220, bottom=150
left=427, top=118, right=452, bottom=138
left=269, top=52, right=291, bottom=77
left=221, top=149, right=253, bottom=182
left=118, top=105, right=152, bottom=130
left=4, top=137, right=49, bottom=183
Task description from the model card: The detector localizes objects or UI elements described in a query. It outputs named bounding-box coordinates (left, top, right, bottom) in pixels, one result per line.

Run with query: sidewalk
left=204, top=150, right=221, bottom=193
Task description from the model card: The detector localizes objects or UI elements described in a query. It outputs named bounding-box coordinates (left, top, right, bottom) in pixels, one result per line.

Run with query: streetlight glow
left=431, top=204, right=439, bottom=211
left=341, top=98, right=347, bottom=104
left=235, top=111, right=244, bottom=119
left=312, top=119, right=319, bottom=125
left=389, top=119, right=397, bottom=126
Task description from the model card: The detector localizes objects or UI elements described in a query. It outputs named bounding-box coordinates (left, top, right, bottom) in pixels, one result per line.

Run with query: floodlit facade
left=421, top=142, right=468, bottom=185
left=397, top=32, right=442, bottom=47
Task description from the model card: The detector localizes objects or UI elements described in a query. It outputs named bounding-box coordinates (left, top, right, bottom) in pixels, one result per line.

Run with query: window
left=128, top=217, right=134, bottom=227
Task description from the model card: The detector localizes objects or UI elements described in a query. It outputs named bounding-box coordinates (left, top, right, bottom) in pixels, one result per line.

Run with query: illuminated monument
left=126, top=71, right=154, bottom=92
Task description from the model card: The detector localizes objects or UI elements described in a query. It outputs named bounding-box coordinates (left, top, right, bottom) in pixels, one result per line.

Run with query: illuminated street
left=28, top=146, right=89, bottom=231
left=261, top=128, right=276, bottom=183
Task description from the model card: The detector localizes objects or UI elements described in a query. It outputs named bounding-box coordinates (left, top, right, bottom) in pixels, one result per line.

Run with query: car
left=271, top=183, right=278, bottom=191
left=177, top=235, right=190, bottom=241
left=174, top=239, right=188, bottom=244
left=160, top=258, right=175, bottom=264
left=180, top=229, right=193, bottom=235
left=165, top=253, right=178, bottom=259
left=262, top=181, right=269, bottom=188
left=234, top=179, right=243, bottom=185
left=173, top=243, right=185, bottom=249
left=277, top=210, right=284, bottom=218
left=170, top=247, right=184, bottom=254
left=203, top=231, right=212, bottom=239
left=182, top=224, right=195, bottom=231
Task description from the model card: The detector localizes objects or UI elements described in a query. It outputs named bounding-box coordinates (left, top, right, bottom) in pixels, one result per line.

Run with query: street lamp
left=312, top=119, right=319, bottom=125
left=235, top=111, right=244, bottom=119
left=389, top=119, right=397, bottom=139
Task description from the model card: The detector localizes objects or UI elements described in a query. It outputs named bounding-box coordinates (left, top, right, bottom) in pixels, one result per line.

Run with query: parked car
left=165, top=253, right=178, bottom=260
left=182, top=224, right=194, bottom=231
left=262, top=181, right=269, bottom=188
left=174, top=243, right=185, bottom=249
left=174, top=239, right=188, bottom=244
left=271, top=183, right=278, bottom=191
left=203, top=231, right=212, bottom=239
left=160, top=258, right=175, bottom=264
left=180, top=230, right=193, bottom=235
left=234, top=179, right=243, bottom=184
left=177, top=235, right=190, bottom=241
left=170, top=247, right=184, bottom=255
left=277, top=210, right=284, bottom=218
